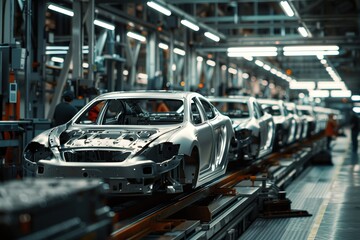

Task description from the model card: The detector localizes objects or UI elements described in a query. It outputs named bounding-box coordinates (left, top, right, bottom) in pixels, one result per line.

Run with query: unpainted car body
left=258, top=99, right=296, bottom=149
left=285, top=102, right=307, bottom=141
left=297, top=105, right=316, bottom=137
left=209, top=96, right=275, bottom=161
left=23, top=91, right=234, bottom=195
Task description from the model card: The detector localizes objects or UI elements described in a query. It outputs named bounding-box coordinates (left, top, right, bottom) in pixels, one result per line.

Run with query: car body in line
left=257, top=99, right=296, bottom=150
left=297, top=105, right=316, bottom=138
left=285, top=102, right=308, bottom=141
left=208, top=96, right=275, bottom=161
left=23, top=91, right=234, bottom=195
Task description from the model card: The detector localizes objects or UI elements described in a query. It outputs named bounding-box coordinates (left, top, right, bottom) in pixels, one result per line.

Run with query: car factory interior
left=1, top=0, right=360, bottom=239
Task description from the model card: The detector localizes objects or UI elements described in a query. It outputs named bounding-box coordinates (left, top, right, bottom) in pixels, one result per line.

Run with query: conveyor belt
left=240, top=135, right=349, bottom=240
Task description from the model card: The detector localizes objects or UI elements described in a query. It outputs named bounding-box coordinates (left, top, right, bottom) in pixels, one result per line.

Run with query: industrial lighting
left=158, top=43, right=169, bottom=50
left=82, top=62, right=89, bottom=68
left=146, top=1, right=171, bottom=16
left=286, top=76, right=292, bottom=82
left=228, top=67, right=237, bottom=74
left=297, top=27, right=309, bottom=37
left=243, top=56, right=253, bottom=61
left=173, top=48, right=186, bottom=56
left=123, top=70, right=129, bottom=76
left=228, top=52, right=277, bottom=57
left=280, top=1, right=294, bottom=17
left=94, top=20, right=115, bottom=31
left=317, top=55, right=324, bottom=60
left=51, top=57, right=64, bottom=63
left=309, top=90, right=330, bottom=98
left=46, top=50, right=67, bottom=55
left=351, top=95, right=360, bottom=101
left=284, top=45, right=339, bottom=51
left=48, top=4, right=74, bottom=17
left=242, top=73, right=249, bottom=79
left=137, top=73, right=148, bottom=79
left=180, top=19, right=199, bottom=31
left=276, top=72, right=283, bottom=77
left=227, top=47, right=277, bottom=52
left=353, top=107, right=360, bottom=113
left=284, top=51, right=339, bottom=56
left=263, top=64, right=271, bottom=71
left=204, top=32, right=220, bottom=42
left=320, top=59, right=327, bottom=64
left=196, top=56, right=203, bottom=62
left=326, top=67, right=333, bottom=72
left=289, top=81, right=315, bottom=90
left=270, top=68, right=278, bottom=74
left=317, top=81, right=345, bottom=89
left=127, top=32, right=146, bottom=42
left=255, top=60, right=264, bottom=67
left=331, top=90, right=351, bottom=98
left=206, top=59, right=216, bottom=67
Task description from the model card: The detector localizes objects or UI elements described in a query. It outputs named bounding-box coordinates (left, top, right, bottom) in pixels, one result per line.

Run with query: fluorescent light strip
left=283, top=51, right=339, bottom=56
left=228, top=52, right=277, bottom=57
left=320, top=59, right=327, bottom=64
left=309, top=90, right=330, bottom=98
left=297, top=27, right=309, bottom=37
left=51, top=57, right=64, bottom=63
left=158, top=43, right=169, bottom=50
left=227, top=47, right=277, bottom=53
left=353, top=107, right=360, bottom=113
left=243, top=56, right=253, bottom=61
left=180, top=19, right=199, bottom=31
left=255, top=60, right=264, bottom=67
left=270, top=68, right=278, bottom=74
left=127, top=32, right=146, bottom=42
left=204, top=32, right=220, bottom=42
left=196, top=56, right=203, bottom=62
left=48, top=4, right=74, bottom=17
left=242, top=73, right=249, bottom=79
left=263, top=64, right=271, bottom=71
left=280, top=1, right=294, bottom=17
left=331, top=90, right=351, bottom=98
left=228, top=67, right=238, bottom=74
left=82, top=62, right=89, bottom=68
left=146, top=1, right=171, bottom=16
left=284, top=45, right=339, bottom=51
left=206, top=59, right=216, bottom=67
left=276, top=72, right=283, bottom=77
left=351, top=95, right=360, bottom=101
left=46, top=50, right=68, bottom=55
left=289, top=81, right=315, bottom=90
left=173, top=48, right=185, bottom=56
left=317, top=81, right=345, bottom=89
left=94, top=19, right=115, bottom=30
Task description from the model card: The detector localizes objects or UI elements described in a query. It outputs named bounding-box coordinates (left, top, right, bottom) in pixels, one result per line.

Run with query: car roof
left=207, top=96, right=254, bottom=103
left=95, top=90, right=200, bottom=100
left=257, top=99, right=284, bottom=105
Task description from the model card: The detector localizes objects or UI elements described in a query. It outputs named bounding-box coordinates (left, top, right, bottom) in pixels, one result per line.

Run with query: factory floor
left=240, top=130, right=360, bottom=240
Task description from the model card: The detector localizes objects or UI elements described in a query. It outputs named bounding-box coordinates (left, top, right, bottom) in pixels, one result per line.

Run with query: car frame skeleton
left=23, top=91, right=234, bottom=195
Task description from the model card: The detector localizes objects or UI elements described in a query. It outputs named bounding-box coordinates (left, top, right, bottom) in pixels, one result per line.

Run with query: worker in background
left=350, top=111, right=359, bottom=153
left=52, top=90, right=78, bottom=127
left=325, top=113, right=338, bottom=150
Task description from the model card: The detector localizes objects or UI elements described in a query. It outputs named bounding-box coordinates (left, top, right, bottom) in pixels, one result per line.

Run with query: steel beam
left=85, top=0, right=95, bottom=84
left=72, top=0, right=83, bottom=80
left=199, top=15, right=293, bottom=23
left=25, top=0, right=32, bottom=118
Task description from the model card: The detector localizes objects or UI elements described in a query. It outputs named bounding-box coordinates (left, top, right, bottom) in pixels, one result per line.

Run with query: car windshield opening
left=211, top=101, right=250, bottom=118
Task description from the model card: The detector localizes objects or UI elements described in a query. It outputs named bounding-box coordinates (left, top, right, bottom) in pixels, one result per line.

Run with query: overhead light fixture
left=320, top=59, right=327, bottom=64
left=331, top=90, right=351, bottom=98
left=242, top=73, right=249, bottom=79
left=51, top=56, right=64, bottom=63
left=94, top=20, right=115, bottom=31
left=204, top=32, right=220, bottom=42
left=276, top=72, right=283, bottom=77
left=279, top=1, right=294, bottom=17
left=158, top=43, right=169, bottom=50
left=270, top=68, right=278, bottom=74
left=123, top=70, right=129, bottom=76
left=353, top=107, right=360, bottom=113
left=317, top=55, right=324, bottom=60
left=283, top=51, right=339, bottom=56
left=284, top=45, right=339, bottom=51
left=286, top=76, right=292, bottom=82
left=45, top=50, right=68, bottom=55
left=317, top=81, right=345, bottom=89
left=48, top=4, right=74, bottom=17
left=146, top=1, right=171, bottom=16
left=82, top=62, right=89, bottom=68
left=227, top=47, right=277, bottom=52
left=180, top=19, right=199, bottom=31
left=255, top=60, right=264, bottom=67
left=127, top=32, right=146, bottom=42
left=263, top=64, right=271, bottom=71
left=173, top=48, right=186, bottom=56
left=297, top=27, right=309, bottom=38
left=206, top=59, right=216, bottom=67
left=243, top=56, right=253, bottom=61
left=228, top=52, right=277, bottom=57
left=196, top=56, right=203, bottom=62
left=289, top=81, right=315, bottom=90
left=228, top=67, right=238, bottom=74
left=351, top=95, right=360, bottom=101
left=227, top=46, right=277, bottom=57
left=309, top=90, right=330, bottom=98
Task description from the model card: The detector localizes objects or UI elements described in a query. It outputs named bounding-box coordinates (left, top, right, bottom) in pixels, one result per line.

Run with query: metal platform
left=240, top=131, right=360, bottom=240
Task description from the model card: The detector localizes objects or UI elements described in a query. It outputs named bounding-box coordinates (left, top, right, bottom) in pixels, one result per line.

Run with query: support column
left=146, top=32, right=158, bottom=89
left=85, top=0, right=95, bottom=84
left=72, top=0, right=83, bottom=80
left=25, top=0, right=32, bottom=118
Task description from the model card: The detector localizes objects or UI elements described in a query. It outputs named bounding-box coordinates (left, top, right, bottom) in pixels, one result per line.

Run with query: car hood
left=50, top=125, right=182, bottom=151
left=231, top=118, right=251, bottom=129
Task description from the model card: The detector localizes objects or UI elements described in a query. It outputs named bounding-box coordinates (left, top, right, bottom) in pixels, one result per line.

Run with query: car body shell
left=258, top=99, right=296, bottom=149
left=208, top=96, right=275, bottom=160
left=23, top=91, right=234, bottom=195
left=297, top=105, right=317, bottom=138
left=285, top=102, right=308, bottom=141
